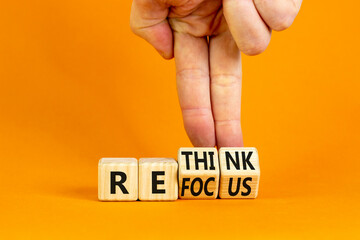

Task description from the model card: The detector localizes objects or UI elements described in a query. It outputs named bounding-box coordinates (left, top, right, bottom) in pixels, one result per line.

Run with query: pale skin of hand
left=130, top=0, right=302, bottom=147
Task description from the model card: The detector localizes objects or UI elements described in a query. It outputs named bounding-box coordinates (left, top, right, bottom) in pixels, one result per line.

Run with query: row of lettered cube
left=98, top=147, right=260, bottom=201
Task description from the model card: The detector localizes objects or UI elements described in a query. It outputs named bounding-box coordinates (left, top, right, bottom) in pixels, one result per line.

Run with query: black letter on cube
left=110, top=171, right=129, bottom=194
left=152, top=171, right=166, bottom=194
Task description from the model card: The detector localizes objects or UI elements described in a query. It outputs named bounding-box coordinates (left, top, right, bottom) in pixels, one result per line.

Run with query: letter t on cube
left=98, top=158, right=138, bottom=201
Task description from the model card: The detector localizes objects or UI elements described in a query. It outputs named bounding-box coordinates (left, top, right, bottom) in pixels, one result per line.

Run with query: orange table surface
left=1, top=0, right=359, bottom=239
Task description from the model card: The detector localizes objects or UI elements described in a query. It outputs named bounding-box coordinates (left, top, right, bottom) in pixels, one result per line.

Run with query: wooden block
left=98, top=158, right=138, bottom=201
left=219, top=147, right=260, bottom=199
left=178, top=148, right=220, bottom=199
left=139, top=158, right=178, bottom=201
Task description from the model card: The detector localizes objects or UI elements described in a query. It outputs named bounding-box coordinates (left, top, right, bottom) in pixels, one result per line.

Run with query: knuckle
left=176, top=68, right=208, bottom=80
left=241, top=38, right=269, bottom=56
left=181, top=107, right=212, bottom=118
left=214, top=119, right=241, bottom=127
left=211, top=74, right=241, bottom=88
left=254, top=0, right=299, bottom=31
left=129, top=21, right=138, bottom=34
left=271, top=13, right=295, bottom=31
left=271, top=3, right=299, bottom=31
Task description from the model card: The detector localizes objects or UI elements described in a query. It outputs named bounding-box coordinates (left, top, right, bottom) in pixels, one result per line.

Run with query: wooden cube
left=178, top=148, right=220, bottom=199
left=219, top=147, right=260, bottom=199
left=139, top=158, right=178, bottom=201
left=98, top=158, right=138, bottom=201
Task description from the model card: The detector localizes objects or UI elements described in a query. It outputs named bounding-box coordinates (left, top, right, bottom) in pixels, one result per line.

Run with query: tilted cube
left=139, top=158, right=178, bottom=201
left=219, top=148, right=260, bottom=198
left=98, top=158, right=138, bottom=201
left=178, top=148, right=220, bottom=199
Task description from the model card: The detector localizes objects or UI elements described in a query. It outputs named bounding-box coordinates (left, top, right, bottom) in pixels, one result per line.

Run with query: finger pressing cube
left=98, top=158, right=138, bottom=201
left=219, top=147, right=260, bottom=199
left=178, top=148, right=220, bottom=199
left=139, top=158, right=178, bottom=201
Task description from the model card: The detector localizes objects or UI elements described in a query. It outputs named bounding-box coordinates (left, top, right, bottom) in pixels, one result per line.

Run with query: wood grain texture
left=178, top=147, right=220, bottom=199
left=139, top=158, right=178, bottom=201
left=219, top=147, right=260, bottom=198
left=98, top=158, right=138, bottom=201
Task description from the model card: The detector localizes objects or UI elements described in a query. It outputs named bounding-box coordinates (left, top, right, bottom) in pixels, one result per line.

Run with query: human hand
left=130, top=0, right=302, bottom=147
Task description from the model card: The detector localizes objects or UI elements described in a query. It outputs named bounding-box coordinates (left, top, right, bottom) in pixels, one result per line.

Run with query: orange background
left=0, top=0, right=359, bottom=239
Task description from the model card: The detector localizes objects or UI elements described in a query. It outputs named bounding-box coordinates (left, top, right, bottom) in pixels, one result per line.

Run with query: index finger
left=210, top=30, right=243, bottom=147
left=175, top=32, right=216, bottom=147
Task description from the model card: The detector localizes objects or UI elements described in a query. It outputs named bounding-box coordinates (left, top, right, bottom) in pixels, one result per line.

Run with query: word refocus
left=98, top=147, right=260, bottom=201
